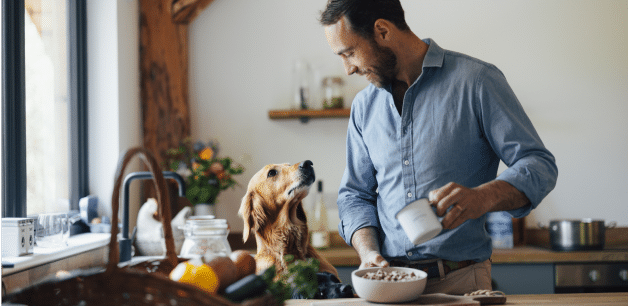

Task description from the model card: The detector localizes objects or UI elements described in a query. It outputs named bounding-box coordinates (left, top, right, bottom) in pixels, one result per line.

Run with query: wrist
left=479, top=180, right=529, bottom=212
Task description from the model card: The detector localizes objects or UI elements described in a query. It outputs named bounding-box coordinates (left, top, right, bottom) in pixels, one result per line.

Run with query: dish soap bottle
left=311, top=181, right=330, bottom=249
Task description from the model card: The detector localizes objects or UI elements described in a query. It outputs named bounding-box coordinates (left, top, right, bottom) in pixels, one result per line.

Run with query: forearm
left=351, top=226, right=381, bottom=260
left=478, top=180, right=530, bottom=212
left=351, top=226, right=389, bottom=268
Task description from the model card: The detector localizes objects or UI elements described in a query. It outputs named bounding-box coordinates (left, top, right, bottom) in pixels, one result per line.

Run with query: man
left=320, top=0, right=558, bottom=294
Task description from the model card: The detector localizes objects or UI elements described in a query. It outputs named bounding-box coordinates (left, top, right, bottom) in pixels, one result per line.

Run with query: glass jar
left=322, top=77, right=344, bottom=109
left=179, top=216, right=231, bottom=260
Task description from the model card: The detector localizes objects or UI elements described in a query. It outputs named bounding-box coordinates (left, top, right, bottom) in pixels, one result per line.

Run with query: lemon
left=170, top=258, right=219, bottom=294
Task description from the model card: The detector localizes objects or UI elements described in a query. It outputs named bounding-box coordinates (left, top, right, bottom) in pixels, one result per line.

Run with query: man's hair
left=319, top=0, right=410, bottom=38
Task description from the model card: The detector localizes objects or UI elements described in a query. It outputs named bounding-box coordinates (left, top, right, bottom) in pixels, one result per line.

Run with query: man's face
left=325, top=17, right=397, bottom=88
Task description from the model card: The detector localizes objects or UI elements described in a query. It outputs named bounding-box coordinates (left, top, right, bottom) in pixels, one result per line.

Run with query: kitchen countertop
left=285, top=292, right=628, bottom=305
left=317, top=245, right=628, bottom=267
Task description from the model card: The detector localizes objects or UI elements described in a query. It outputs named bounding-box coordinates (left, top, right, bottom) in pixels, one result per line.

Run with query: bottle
left=486, top=211, right=514, bottom=249
left=292, top=59, right=311, bottom=110
left=310, top=181, right=330, bottom=249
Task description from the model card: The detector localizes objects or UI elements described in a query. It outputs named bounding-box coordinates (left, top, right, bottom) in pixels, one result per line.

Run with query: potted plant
left=164, top=138, right=244, bottom=216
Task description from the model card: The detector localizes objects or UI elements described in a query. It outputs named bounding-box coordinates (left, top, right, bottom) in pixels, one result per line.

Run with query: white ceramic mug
left=396, top=198, right=442, bottom=245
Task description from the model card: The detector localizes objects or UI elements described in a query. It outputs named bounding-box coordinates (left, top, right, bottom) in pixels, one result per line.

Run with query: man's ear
left=373, top=19, right=391, bottom=42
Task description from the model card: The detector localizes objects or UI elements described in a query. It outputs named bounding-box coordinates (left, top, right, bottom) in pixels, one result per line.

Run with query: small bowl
left=351, top=266, right=427, bottom=303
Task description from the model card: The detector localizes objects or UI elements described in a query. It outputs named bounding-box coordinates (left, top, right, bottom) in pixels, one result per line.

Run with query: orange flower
left=216, top=171, right=228, bottom=180
left=199, top=147, right=214, bottom=160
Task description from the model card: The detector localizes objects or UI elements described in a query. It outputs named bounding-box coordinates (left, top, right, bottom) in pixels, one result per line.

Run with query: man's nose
left=343, top=60, right=357, bottom=75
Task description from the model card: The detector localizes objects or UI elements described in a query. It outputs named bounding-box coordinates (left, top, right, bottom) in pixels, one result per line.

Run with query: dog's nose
left=299, top=160, right=313, bottom=170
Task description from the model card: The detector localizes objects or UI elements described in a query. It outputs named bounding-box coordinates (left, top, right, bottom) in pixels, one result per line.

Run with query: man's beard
left=364, top=41, right=397, bottom=88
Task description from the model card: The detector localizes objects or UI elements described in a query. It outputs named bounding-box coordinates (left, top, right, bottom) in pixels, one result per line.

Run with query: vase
left=194, top=203, right=215, bottom=217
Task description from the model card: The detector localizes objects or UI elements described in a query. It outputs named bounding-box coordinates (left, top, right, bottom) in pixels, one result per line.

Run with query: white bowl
left=351, top=267, right=427, bottom=303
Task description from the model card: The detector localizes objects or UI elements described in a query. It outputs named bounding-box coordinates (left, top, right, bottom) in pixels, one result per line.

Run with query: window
left=2, top=0, right=87, bottom=217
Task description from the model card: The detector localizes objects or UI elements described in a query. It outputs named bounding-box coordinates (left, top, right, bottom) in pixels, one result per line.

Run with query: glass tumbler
left=35, top=213, right=69, bottom=248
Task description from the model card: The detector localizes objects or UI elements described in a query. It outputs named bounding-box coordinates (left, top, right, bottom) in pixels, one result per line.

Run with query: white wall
left=187, top=0, right=628, bottom=231
left=88, top=0, right=141, bottom=228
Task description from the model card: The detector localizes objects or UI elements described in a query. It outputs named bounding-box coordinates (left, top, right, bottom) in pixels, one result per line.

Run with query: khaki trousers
left=423, top=259, right=492, bottom=295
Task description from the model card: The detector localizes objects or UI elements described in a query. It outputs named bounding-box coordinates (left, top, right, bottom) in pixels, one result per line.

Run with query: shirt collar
left=381, top=38, right=444, bottom=93
left=421, top=38, right=444, bottom=68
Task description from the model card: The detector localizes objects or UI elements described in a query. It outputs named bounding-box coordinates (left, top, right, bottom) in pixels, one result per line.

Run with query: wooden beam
left=140, top=0, right=192, bottom=164
left=172, top=0, right=215, bottom=24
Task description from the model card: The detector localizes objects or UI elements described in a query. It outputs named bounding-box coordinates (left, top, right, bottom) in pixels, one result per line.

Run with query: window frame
left=1, top=0, right=88, bottom=218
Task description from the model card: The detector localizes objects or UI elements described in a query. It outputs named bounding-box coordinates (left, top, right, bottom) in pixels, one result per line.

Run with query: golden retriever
left=238, top=160, right=338, bottom=278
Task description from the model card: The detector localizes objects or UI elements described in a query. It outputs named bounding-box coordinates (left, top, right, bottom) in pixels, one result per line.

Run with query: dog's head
left=239, top=160, right=315, bottom=243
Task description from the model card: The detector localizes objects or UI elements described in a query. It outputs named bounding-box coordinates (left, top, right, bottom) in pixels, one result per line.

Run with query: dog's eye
left=267, top=169, right=278, bottom=178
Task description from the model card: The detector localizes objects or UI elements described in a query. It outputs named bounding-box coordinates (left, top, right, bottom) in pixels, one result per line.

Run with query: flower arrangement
left=164, top=138, right=244, bottom=206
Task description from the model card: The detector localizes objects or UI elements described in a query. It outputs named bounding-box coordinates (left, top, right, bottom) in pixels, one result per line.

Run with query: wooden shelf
left=268, top=108, right=350, bottom=123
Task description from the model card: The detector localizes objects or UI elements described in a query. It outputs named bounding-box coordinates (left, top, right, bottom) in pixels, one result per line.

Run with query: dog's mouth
left=286, top=174, right=315, bottom=197
left=286, top=161, right=315, bottom=198
left=287, top=181, right=311, bottom=197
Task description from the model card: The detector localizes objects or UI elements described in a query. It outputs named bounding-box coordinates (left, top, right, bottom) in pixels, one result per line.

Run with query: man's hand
left=351, top=227, right=390, bottom=269
left=359, top=251, right=390, bottom=269
left=428, top=180, right=530, bottom=230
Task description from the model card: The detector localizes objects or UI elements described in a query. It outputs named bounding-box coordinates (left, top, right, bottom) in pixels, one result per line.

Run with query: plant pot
left=194, top=203, right=215, bottom=217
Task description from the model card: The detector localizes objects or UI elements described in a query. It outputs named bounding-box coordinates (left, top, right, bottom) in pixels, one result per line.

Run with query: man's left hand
left=428, top=182, right=492, bottom=229
left=428, top=180, right=531, bottom=230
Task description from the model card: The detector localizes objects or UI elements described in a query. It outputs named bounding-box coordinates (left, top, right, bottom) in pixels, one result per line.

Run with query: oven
left=555, top=263, right=628, bottom=293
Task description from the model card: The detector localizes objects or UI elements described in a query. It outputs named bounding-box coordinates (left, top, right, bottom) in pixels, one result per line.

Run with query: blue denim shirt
left=337, top=39, right=558, bottom=262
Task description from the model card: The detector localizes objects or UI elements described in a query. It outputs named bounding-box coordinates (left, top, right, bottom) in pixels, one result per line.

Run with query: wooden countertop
left=285, top=293, right=628, bottom=305
left=317, top=245, right=628, bottom=267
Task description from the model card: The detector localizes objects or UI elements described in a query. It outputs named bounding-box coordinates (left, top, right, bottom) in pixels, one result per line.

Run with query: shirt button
left=404, top=160, right=409, bottom=165
left=407, top=193, right=412, bottom=198
left=408, top=252, right=413, bottom=256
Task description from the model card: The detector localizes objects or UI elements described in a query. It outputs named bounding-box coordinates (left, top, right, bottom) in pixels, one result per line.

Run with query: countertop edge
left=316, top=246, right=628, bottom=267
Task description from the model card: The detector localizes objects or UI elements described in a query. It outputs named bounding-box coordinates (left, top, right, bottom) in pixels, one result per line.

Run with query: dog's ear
left=239, top=190, right=264, bottom=243
left=239, top=191, right=254, bottom=243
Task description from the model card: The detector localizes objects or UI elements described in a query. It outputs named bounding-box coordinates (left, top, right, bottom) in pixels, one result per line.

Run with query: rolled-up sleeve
left=337, top=95, right=381, bottom=246
left=476, top=65, right=558, bottom=218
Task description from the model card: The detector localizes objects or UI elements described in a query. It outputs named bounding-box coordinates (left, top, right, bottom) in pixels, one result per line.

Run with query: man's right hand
left=359, top=250, right=390, bottom=269
left=351, top=227, right=390, bottom=269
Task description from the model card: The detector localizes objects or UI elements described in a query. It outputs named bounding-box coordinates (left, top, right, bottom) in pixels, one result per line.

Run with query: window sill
left=2, top=233, right=110, bottom=275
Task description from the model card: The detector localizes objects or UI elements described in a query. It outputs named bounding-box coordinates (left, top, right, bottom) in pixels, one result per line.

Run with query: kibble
left=361, top=269, right=421, bottom=282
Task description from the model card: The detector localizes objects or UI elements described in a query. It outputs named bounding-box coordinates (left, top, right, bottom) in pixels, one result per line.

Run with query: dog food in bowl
left=352, top=267, right=427, bottom=303
left=362, top=269, right=423, bottom=282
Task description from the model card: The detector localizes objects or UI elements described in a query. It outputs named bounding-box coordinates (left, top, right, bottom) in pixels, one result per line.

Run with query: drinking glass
left=35, top=213, right=69, bottom=248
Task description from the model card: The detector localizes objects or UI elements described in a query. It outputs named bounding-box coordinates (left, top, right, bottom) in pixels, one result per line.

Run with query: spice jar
left=179, top=216, right=232, bottom=260
left=322, top=76, right=344, bottom=109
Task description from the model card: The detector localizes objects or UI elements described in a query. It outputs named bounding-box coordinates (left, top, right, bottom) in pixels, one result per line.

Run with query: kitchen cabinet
left=491, top=263, right=554, bottom=294
left=268, top=108, right=350, bottom=123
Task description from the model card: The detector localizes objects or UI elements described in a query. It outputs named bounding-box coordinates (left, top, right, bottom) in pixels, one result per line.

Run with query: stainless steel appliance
left=547, top=219, right=615, bottom=251
left=555, top=263, right=628, bottom=293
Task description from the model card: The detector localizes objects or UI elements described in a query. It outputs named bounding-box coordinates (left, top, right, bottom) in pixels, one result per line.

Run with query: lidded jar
left=179, top=216, right=231, bottom=260
left=322, top=76, right=344, bottom=109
